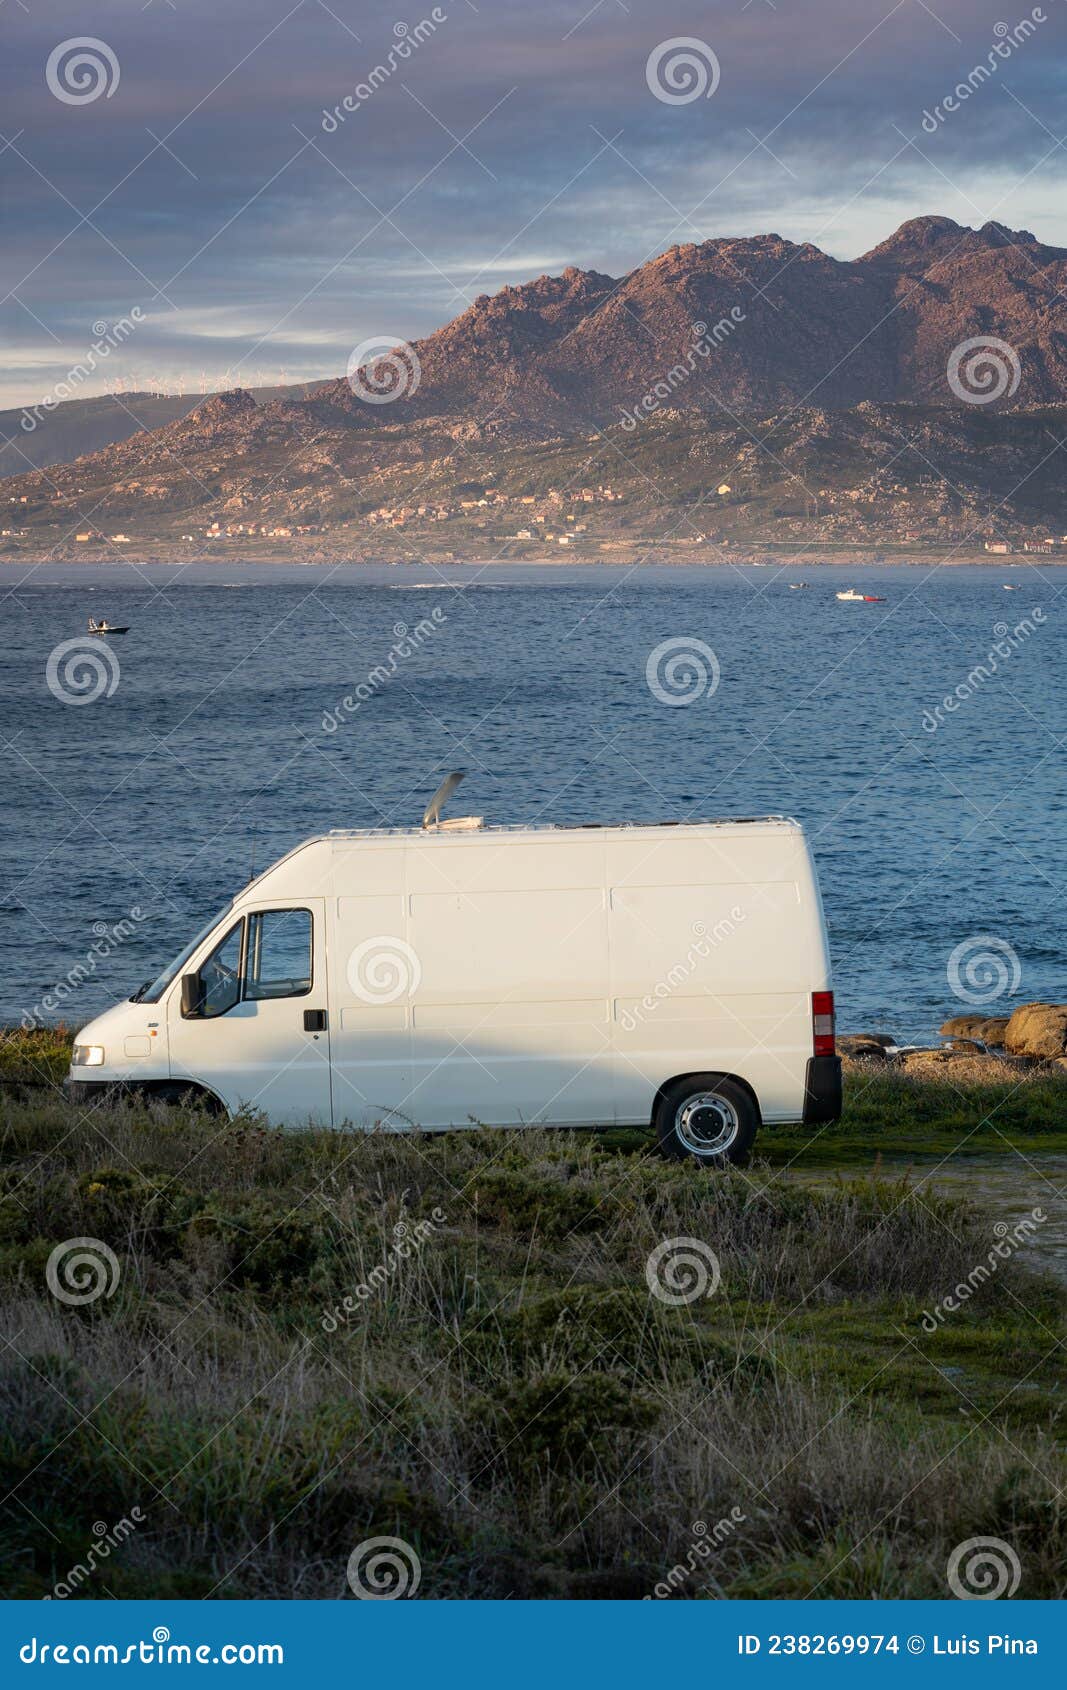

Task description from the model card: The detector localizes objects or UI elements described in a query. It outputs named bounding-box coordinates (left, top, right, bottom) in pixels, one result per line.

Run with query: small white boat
left=87, top=617, right=130, bottom=635
left=836, top=588, right=885, bottom=603
left=789, top=582, right=810, bottom=590
left=1002, top=584, right=1019, bottom=591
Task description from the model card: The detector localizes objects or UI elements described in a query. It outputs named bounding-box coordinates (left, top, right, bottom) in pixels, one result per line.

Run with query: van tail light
left=812, top=990, right=836, bottom=1056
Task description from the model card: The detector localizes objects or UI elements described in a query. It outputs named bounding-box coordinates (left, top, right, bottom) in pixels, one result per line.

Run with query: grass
left=766, top=1054, right=1067, bottom=1164
left=0, top=1027, right=1064, bottom=1599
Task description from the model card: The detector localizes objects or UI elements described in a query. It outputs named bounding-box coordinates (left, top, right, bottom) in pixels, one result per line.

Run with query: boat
left=835, top=589, right=886, bottom=602
left=1002, top=584, right=1019, bottom=591
left=87, top=618, right=130, bottom=635
left=789, top=582, right=810, bottom=590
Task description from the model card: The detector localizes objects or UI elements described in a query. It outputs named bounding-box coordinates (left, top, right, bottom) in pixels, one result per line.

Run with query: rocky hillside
left=303, top=216, right=1067, bottom=426
left=0, top=381, right=330, bottom=481
left=6, top=394, right=1067, bottom=556
left=4, top=216, right=1067, bottom=553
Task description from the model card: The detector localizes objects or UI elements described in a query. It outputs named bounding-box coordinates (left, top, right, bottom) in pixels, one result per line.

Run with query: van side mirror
left=180, top=973, right=202, bottom=1018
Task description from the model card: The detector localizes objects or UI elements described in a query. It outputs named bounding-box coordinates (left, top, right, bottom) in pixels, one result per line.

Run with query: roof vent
left=422, top=770, right=482, bottom=831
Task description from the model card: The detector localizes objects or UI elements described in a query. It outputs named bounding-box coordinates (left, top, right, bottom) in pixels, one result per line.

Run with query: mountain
left=305, top=214, right=1067, bottom=425
left=3, top=216, right=1067, bottom=555
left=0, top=381, right=330, bottom=480
left=6, top=394, right=1067, bottom=559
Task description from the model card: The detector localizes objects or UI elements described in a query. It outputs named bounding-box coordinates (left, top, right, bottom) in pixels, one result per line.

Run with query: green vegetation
left=767, top=1056, right=1067, bottom=1164
left=0, top=1023, right=73, bottom=1091
left=0, top=1028, right=1064, bottom=1599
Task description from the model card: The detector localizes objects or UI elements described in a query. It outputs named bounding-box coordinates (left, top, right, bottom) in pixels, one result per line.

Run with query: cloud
left=2, top=0, right=1066, bottom=406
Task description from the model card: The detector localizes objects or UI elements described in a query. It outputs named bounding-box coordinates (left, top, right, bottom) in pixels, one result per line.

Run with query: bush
left=0, top=1049, right=1063, bottom=1598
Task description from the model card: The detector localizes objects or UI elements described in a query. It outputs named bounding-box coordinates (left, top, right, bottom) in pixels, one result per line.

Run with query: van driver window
left=244, top=909, right=313, bottom=1000
left=199, top=920, right=243, bottom=1018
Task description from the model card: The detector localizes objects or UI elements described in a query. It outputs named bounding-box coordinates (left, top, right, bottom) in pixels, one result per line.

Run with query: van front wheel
left=654, top=1076, right=758, bottom=1168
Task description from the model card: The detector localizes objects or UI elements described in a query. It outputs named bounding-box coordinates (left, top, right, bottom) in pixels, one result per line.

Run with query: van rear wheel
left=654, top=1076, right=757, bottom=1168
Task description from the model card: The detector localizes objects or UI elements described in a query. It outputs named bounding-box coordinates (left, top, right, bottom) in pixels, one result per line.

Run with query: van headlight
left=72, top=1044, right=105, bottom=1067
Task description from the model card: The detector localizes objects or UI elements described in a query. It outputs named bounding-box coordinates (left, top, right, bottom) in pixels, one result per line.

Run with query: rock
left=1004, top=1003, right=1067, bottom=1058
left=902, top=1046, right=1038, bottom=1076
left=899, top=1048, right=997, bottom=1072
left=939, top=1016, right=973, bottom=1037
left=838, top=1035, right=890, bottom=1062
left=939, top=1014, right=1010, bottom=1043
left=945, top=1038, right=983, bottom=1052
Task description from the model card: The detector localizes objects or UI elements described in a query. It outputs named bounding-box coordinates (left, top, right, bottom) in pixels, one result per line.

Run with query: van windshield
left=132, top=903, right=234, bottom=1004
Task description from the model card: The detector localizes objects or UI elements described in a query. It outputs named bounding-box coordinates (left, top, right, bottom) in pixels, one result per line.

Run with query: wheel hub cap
left=675, top=1092, right=739, bottom=1156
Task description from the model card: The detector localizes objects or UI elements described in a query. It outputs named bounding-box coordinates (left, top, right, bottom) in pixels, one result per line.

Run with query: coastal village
left=3, top=478, right=632, bottom=556
left=7, top=467, right=1067, bottom=561
left=7, top=369, right=1067, bottom=564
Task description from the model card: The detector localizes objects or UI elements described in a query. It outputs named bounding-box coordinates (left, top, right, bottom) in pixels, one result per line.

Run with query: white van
left=67, top=814, right=840, bottom=1166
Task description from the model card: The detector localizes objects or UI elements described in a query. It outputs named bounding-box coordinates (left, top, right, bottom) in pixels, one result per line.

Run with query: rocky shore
left=840, top=1001, right=1067, bottom=1074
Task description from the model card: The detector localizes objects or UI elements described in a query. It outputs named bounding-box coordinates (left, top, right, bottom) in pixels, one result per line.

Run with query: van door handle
left=303, top=1009, right=327, bottom=1032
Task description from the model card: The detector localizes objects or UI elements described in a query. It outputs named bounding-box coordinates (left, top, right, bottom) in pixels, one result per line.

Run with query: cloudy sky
left=3, top=0, right=1066, bottom=409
